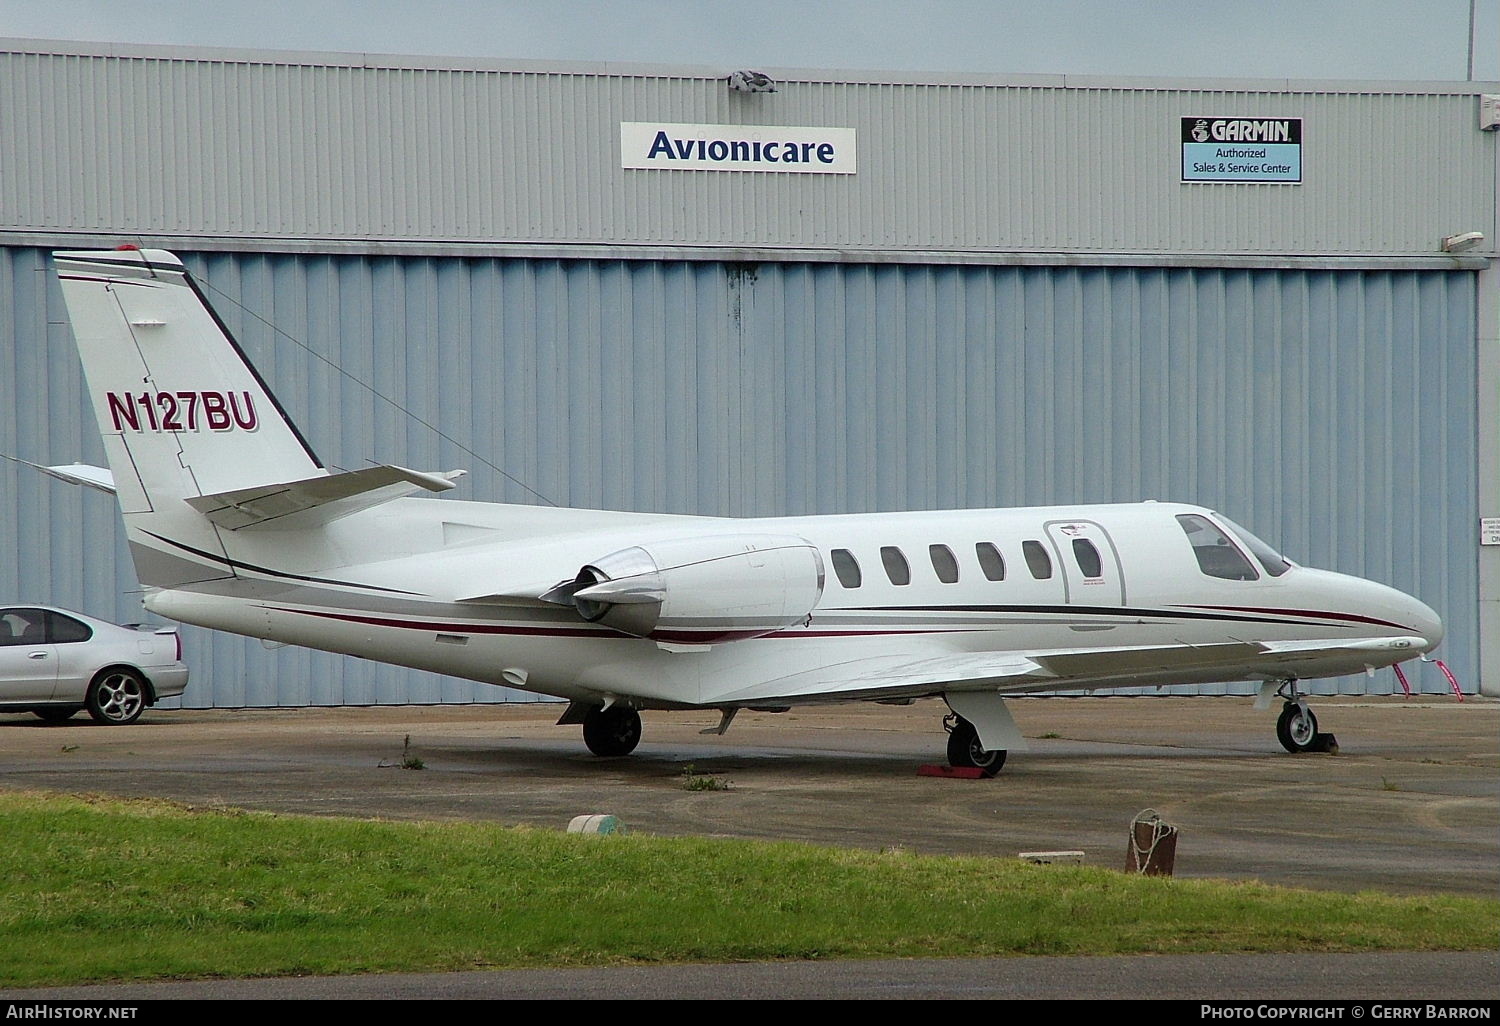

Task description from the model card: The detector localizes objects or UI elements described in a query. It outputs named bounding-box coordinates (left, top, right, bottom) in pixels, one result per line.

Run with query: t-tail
left=54, top=248, right=461, bottom=589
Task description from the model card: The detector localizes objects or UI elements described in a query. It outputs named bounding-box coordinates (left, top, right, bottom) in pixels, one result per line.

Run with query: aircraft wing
left=708, top=635, right=1429, bottom=706
left=709, top=651, right=1055, bottom=705
left=186, top=465, right=467, bottom=530
left=1240, top=635, right=1427, bottom=672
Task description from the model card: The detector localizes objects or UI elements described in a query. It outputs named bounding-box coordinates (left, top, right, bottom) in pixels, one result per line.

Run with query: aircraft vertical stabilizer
left=54, top=248, right=328, bottom=586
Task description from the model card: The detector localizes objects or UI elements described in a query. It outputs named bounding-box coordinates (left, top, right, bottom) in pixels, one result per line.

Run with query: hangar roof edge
left=3, top=36, right=1496, bottom=95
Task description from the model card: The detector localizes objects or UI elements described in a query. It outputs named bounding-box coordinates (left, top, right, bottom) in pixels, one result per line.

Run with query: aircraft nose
left=1406, top=594, right=1445, bottom=654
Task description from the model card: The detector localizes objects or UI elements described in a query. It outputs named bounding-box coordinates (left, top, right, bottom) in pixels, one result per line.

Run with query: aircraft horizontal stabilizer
left=2, top=456, right=117, bottom=494
left=187, top=465, right=467, bottom=530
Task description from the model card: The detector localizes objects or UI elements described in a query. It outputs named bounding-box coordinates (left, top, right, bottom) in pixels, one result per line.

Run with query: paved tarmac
left=1, top=696, right=1493, bottom=895
left=4, top=951, right=1496, bottom=1000
left=1, top=695, right=1495, bottom=999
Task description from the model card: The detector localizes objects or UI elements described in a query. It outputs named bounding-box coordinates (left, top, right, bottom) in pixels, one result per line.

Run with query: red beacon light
left=114, top=244, right=140, bottom=251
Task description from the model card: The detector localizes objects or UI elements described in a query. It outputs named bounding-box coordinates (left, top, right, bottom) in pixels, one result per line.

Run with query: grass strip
left=0, top=789, right=1494, bottom=986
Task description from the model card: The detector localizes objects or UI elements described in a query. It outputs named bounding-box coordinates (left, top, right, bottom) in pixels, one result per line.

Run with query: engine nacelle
left=564, top=534, right=825, bottom=644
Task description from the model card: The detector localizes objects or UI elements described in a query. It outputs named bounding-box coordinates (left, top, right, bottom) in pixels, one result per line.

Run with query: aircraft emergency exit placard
left=622, top=122, right=856, bottom=173
left=1181, top=117, right=1302, bottom=183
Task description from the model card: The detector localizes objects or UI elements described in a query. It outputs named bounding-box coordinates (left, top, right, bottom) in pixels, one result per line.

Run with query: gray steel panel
left=0, top=43, right=1494, bottom=256
left=10, top=38, right=1499, bottom=94
left=0, top=246, right=1479, bottom=703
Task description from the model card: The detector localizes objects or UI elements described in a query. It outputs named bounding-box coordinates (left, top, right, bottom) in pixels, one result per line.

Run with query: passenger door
left=0, top=607, right=59, bottom=702
left=45, top=611, right=98, bottom=702
left=1044, top=521, right=1125, bottom=605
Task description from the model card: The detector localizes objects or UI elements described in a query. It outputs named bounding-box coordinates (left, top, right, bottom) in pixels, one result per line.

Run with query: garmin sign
left=1181, top=117, right=1302, bottom=184
left=621, top=122, right=857, bottom=174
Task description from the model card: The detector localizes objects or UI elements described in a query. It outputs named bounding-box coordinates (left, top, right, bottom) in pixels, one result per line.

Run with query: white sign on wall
left=621, top=122, right=857, bottom=174
left=1482, top=518, right=1500, bottom=546
left=1181, top=116, right=1302, bottom=184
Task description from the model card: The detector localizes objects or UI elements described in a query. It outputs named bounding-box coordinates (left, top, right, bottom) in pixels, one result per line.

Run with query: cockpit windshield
left=1176, top=514, right=1258, bottom=580
left=1217, top=515, right=1293, bottom=577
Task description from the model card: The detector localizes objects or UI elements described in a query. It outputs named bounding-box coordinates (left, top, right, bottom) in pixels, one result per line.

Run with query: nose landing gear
left=1272, top=678, right=1335, bottom=754
left=1276, top=700, right=1319, bottom=753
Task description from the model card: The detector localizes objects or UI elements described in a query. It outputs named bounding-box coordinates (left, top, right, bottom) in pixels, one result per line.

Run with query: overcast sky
left=2, top=0, right=1497, bottom=80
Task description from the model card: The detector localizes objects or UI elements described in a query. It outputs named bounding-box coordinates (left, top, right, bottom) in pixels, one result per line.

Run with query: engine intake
left=562, top=534, right=825, bottom=644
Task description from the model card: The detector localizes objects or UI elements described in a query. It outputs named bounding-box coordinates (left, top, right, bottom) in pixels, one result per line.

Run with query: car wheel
left=33, top=706, right=82, bottom=724
left=86, top=668, right=147, bottom=725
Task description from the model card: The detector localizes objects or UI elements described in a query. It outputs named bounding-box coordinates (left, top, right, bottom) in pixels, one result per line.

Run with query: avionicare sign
left=1181, top=117, right=1302, bottom=184
left=621, top=122, right=857, bottom=173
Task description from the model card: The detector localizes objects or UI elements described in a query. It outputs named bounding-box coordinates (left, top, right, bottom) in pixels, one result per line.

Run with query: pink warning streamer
left=1435, top=660, right=1464, bottom=702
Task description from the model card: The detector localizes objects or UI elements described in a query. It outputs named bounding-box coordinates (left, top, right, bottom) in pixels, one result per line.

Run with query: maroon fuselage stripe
left=1174, top=604, right=1412, bottom=631
left=270, top=604, right=1411, bottom=643
left=269, top=607, right=970, bottom=641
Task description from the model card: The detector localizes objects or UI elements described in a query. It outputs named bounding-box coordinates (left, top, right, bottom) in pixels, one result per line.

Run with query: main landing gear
left=944, top=713, right=1007, bottom=777
left=582, top=705, right=642, bottom=757
left=1272, top=678, right=1332, bottom=754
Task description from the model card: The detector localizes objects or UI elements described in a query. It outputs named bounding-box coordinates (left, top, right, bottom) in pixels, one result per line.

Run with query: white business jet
left=43, top=248, right=1444, bottom=774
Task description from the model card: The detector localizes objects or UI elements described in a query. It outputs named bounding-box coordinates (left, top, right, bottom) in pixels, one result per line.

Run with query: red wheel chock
left=918, top=764, right=987, bottom=779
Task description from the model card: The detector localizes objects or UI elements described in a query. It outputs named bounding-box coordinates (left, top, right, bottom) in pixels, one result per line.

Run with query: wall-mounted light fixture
left=727, top=70, right=777, bottom=93
left=1441, top=231, right=1485, bottom=253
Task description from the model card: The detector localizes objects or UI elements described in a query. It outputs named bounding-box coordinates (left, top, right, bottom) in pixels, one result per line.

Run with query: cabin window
left=831, top=549, right=862, bottom=588
left=1176, top=514, right=1259, bottom=580
left=1072, top=538, right=1103, bottom=578
left=880, top=546, right=912, bottom=586
left=928, top=544, right=959, bottom=584
left=975, top=542, right=1006, bottom=581
left=1022, top=540, right=1053, bottom=580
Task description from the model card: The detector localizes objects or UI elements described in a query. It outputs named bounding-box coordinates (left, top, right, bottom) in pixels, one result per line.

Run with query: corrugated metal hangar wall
left=1, top=40, right=1495, bottom=704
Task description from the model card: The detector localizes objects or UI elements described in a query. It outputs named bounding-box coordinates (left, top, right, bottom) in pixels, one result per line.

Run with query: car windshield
left=1217, top=515, right=1293, bottom=577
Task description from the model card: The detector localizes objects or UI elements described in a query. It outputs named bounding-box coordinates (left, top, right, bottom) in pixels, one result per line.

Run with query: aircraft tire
left=583, top=706, right=642, bottom=757
left=1275, top=702, right=1319, bottom=753
left=946, top=717, right=1006, bottom=777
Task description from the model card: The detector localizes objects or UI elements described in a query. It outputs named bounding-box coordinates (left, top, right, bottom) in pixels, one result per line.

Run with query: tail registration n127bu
left=48, top=248, right=1445, bottom=774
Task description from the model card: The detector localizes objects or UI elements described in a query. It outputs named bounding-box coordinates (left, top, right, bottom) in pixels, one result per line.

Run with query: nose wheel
left=1271, top=678, right=1334, bottom=754
left=1275, top=701, right=1320, bottom=753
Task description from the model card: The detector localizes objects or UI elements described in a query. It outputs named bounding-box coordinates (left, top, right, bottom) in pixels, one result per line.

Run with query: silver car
left=0, top=605, right=188, bottom=725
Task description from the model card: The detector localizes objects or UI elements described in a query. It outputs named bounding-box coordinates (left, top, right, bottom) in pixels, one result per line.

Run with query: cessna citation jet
left=43, top=247, right=1445, bottom=774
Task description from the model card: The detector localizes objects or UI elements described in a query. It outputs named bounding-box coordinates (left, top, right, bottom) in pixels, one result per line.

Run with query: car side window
left=47, top=611, right=93, bottom=644
left=0, top=608, right=44, bottom=646
left=831, top=549, right=862, bottom=588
